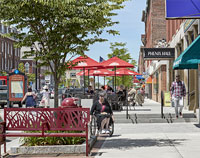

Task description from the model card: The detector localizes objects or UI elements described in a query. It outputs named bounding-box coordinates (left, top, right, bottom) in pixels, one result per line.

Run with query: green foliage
left=0, top=71, right=8, bottom=76
left=107, top=42, right=137, bottom=88
left=18, top=62, right=35, bottom=84
left=130, top=59, right=137, bottom=71
left=27, top=73, right=36, bottom=83
left=0, top=0, right=127, bottom=107
left=21, top=131, right=85, bottom=146
left=108, top=42, right=132, bottom=62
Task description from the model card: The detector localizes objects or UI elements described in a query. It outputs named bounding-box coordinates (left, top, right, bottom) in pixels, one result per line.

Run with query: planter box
left=10, top=136, right=97, bottom=155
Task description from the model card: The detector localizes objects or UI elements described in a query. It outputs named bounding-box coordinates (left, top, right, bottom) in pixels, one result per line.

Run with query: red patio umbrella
left=115, top=68, right=141, bottom=85
left=100, top=56, right=134, bottom=69
left=69, top=55, right=103, bottom=94
left=77, top=69, right=114, bottom=89
left=100, top=57, right=134, bottom=91
left=71, top=56, right=103, bottom=70
left=133, top=77, right=140, bottom=83
left=116, top=68, right=141, bottom=76
left=77, top=69, right=114, bottom=76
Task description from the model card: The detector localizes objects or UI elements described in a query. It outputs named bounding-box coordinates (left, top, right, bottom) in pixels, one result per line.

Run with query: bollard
left=126, top=91, right=128, bottom=119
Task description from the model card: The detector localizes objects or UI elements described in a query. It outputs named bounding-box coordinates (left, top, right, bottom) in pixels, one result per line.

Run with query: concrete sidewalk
left=93, top=99, right=200, bottom=158
left=114, top=98, right=195, bottom=115
left=95, top=123, right=200, bottom=158
left=1, top=98, right=200, bottom=158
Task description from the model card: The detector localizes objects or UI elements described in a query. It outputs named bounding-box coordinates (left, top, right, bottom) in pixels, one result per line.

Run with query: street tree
left=107, top=42, right=136, bottom=88
left=0, top=0, right=126, bottom=107
left=18, top=63, right=36, bottom=85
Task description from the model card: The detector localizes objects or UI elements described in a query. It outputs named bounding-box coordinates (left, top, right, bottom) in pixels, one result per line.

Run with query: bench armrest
left=0, top=121, right=6, bottom=144
left=0, top=122, right=6, bottom=133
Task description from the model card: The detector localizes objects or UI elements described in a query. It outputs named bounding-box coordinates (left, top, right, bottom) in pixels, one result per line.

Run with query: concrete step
left=113, top=113, right=198, bottom=124
left=166, top=118, right=198, bottom=123
left=114, top=119, right=134, bottom=124
left=164, top=113, right=197, bottom=118
left=134, top=118, right=168, bottom=124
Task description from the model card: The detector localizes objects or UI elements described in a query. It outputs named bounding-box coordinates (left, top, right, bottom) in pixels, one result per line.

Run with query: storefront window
left=25, top=62, right=29, bottom=74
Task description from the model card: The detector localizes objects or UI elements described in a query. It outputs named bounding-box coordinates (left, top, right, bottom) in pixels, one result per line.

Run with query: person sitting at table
left=135, top=86, right=144, bottom=106
left=87, top=85, right=94, bottom=95
left=90, top=93, right=114, bottom=134
left=100, top=86, right=107, bottom=97
left=116, top=85, right=126, bottom=101
left=106, top=85, right=114, bottom=93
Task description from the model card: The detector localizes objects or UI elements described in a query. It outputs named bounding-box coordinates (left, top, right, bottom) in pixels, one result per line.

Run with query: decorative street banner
left=143, top=48, right=175, bottom=60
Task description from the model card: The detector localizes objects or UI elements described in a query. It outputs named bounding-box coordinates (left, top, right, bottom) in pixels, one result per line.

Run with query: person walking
left=170, top=74, right=186, bottom=118
left=21, top=86, right=37, bottom=108
left=41, top=85, right=50, bottom=108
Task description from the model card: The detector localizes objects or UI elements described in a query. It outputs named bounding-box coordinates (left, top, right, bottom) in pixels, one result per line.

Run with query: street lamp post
left=38, top=43, right=42, bottom=90
left=31, top=44, right=37, bottom=90
left=31, top=43, right=42, bottom=91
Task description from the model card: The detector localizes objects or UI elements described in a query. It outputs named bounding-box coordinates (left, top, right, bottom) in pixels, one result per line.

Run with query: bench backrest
left=4, top=108, right=90, bottom=131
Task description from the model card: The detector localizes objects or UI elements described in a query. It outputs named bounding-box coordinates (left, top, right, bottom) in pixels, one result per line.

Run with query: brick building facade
left=139, top=0, right=167, bottom=102
left=167, top=19, right=200, bottom=112
left=0, top=23, right=21, bottom=73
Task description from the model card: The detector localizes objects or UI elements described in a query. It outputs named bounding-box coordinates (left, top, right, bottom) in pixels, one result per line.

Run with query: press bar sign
left=143, top=48, right=175, bottom=60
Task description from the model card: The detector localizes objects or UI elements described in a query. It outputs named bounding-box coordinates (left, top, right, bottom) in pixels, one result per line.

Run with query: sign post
left=7, top=70, right=27, bottom=107
left=198, top=64, right=200, bottom=124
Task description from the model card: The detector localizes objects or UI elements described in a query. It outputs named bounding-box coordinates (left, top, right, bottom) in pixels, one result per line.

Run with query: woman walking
left=21, top=86, right=37, bottom=108
left=41, top=85, right=50, bottom=108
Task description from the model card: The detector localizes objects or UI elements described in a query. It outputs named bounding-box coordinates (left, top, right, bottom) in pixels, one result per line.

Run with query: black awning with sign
left=143, top=48, right=175, bottom=60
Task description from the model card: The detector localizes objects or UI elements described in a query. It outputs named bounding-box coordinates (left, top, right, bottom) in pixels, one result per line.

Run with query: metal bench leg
left=4, top=141, right=6, bottom=154
left=86, top=124, right=89, bottom=156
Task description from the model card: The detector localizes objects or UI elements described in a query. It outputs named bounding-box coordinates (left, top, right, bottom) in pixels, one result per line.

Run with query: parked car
left=0, top=84, right=23, bottom=108
left=0, top=85, right=8, bottom=108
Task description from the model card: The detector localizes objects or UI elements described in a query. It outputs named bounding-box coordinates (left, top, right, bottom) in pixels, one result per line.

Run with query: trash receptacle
left=60, top=97, right=81, bottom=108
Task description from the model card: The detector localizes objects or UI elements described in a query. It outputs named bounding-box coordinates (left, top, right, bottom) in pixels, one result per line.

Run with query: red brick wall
left=151, top=0, right=166, bottom=47
left=0, top=36, right=20, bottom=72
left=166, top=19, right=184, bottom=42
left=144, top=0, right=167, bottom=73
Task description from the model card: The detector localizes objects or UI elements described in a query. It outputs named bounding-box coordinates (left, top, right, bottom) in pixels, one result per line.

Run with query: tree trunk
left=54, top=77, right=59, bottom=108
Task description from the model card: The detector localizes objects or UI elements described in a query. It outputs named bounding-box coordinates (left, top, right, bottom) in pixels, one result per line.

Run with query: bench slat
left=2, top=133, right=86, bottom=137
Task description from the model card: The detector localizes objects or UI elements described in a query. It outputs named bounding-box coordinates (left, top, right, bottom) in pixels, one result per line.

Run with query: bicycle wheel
left=90, top=116, right=97, bottom=136
left=109, top=119, right=114, bottom=136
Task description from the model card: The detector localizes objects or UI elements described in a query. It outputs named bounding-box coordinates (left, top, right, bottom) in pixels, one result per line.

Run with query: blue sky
left=85, top=0, right=146, bottom=64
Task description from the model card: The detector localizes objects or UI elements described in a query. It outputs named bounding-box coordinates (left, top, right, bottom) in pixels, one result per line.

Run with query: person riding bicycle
left=90, top=93, right=114, bottom=134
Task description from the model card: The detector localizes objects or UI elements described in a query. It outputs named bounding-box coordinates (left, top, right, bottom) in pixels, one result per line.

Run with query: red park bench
left=0, top=107, right=90, bottom=156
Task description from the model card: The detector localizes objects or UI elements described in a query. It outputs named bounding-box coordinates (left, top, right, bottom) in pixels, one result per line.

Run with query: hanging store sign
left=143, top=48, right=175, bottom=60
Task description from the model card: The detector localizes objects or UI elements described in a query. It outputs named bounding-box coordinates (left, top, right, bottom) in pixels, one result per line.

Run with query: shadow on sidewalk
left=100, top=138, right=185, bottom=149
left=132, top=108, right=151, bottom=111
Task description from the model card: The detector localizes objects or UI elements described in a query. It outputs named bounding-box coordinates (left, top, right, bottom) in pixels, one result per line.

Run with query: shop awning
left=146, top=77, right=152, bottom=84
left=173, top=35, right=200, bottom=70
left=166, top=0, right=200, bottom=19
